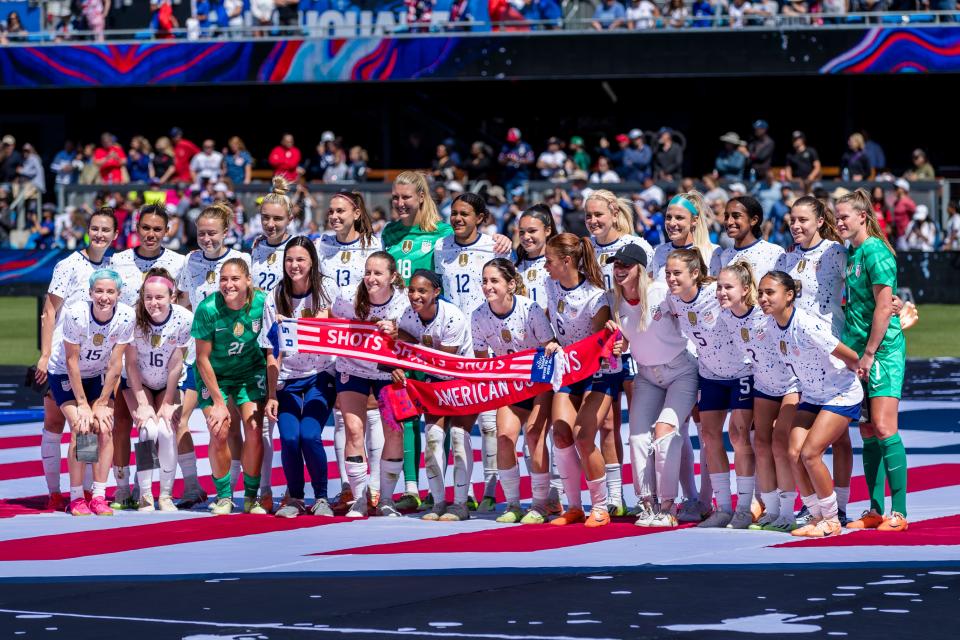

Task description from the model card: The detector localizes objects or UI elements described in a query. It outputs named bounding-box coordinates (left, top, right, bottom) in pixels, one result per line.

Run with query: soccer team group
left=32, top=170, right=911, bottom=536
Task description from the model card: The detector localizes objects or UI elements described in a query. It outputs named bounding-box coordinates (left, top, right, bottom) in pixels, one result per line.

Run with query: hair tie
left=144, top=275, right=176, bottom=291
left=669, top=195, right=699, bottom=218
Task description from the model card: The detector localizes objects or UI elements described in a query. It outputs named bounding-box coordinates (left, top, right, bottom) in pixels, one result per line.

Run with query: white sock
left=779, top=490, right=798, bottom=517
left=404, top=481, right=419, bottom=495
left=654, top=431, right=682, bottom=503
left=82, top=464, right=93, bottom=492
left=229, top=459, right=241, bottom=491
left=379, top=459, right=402, bottom=502
left=818, top=492, right=839, bottom=521
left=260, top=419, right=274, bottom=492
left=70, top=485, right=83, bottom=501
left=178, top=452, right=200, bottom=493
left=479, top=411, right=498, bottom=498
left=451, top=428, right=473, bottom=505
left=334, top=409, right=348, bottom=487
left=91, top=481, right=106, bottom=499
left=554, top=445, right=582, bottom=508
left=531, top=472, right=550, bottom=507
left=801, top=493, right=822, bottom=519
left=157, top=422, right=176, bottom=498
left=587, top=476, right=608, bottom=510
left=345, top=460, right=368, bottom=506
left=113, top=466, right=131, bottom=499
left=678, top=420, right=698, bottom=502
left=760, top=490, right=780, bottom=519
left=548, top=430, right=564, bottom=493
left=365, top=410, right=384, bottom=493
left=735, top=475, right=755, bottom=513
left=424, top=424, right=446, bottom=503
left=499, top=464, right=521, bottom=504
left=604, top=463, right=622, bottom=507
left=834, top=485, right=850, bottom=512
left=710, top=472, right=732, bottom=513
left=136, top=452, right=154, bottom=499
left=41, top=429, right=62, bottom=494
left=521, top=438, right=533, bottom=476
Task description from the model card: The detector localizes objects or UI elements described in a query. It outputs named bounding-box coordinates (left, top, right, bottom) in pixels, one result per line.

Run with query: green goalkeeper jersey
left=381, top=220, right=453, bottom=284
left=191, top=289, right=267, bottom=383
left=841, top=236, right=905, bottom=356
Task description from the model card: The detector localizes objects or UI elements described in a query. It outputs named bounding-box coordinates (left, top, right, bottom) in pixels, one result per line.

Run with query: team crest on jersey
left=61, top=379, right=71, bottom=391
left=779, top=340, right=788, bottom=355
left=267, top=252, right=278, bottom=265
left=206, top=270, right=216, bottom=284
left=687, top=311, right=697, bottom=325
left=527, top=269, right=537, bottom=281
left=233, top=322, right=244, bottom=337
left=252, top=320, right=261, bottom=333
left=340, top=251, right=351, bottom=264
left=150, top=333, right=162, bottom=348
left=421, top=241, right=432, bottom=254
left=793, top=346, right=802, bottom=356
left=653, top=306, right=662, bottom=322
left=798, top=259, right=807, bottom=273
left=201, top=386, right=210, bottom=400
left=340, top=372, right=349, bottom=384
left=599, top=254, right=609, bottom=265
left=703, top=311, right=714, bottom=324
left=401, top=240, right=413, bottom=254
left=557, top=300, right=565, bottom=314
left=756, top=329, right=766, bottom=341
left=458, top=253, right=469, bottom=267
left=301, top=309, right=314, bottom=319
left=740, top=328, right=750, bottom=342
left=796, top=282, right=803, bottom=298
left=422, top=335, right=433, bottom=347
left=501, top=329, right=513, bottom=343
left=855, top=263, right=862, bottom=277
left=92, top=334, right=105, bottom=346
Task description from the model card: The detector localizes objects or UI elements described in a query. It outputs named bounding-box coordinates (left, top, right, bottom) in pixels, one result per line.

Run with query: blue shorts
left=180, top=364, right=196, bottom=392
left=118, top=377, right=165, bottom=394
left=753, top=389, right=784, bottom=403
left=621, top=354, right=637, bottom=382
left=798, top=401, right=862, bottom=422
left=515, top=398, right=535, bottom=412
left=48, top=373, right=105, bottom=407
left=559, top=372, right=622, bottom=398
left=698, top=375, right=753, bottom=412
left=336, top=373, right=392, bottom=398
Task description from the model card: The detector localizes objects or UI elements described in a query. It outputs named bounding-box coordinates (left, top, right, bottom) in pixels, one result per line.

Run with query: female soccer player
left=709, top=195, right=784, bottom=279
left=718, top=262, right=799, bottom=532
left=395, top=269, right=474, bottom=521
left=191, top=258, right=267, bottom=515
left=758, top=271, right=863, bottom=538
left=544, top=233, right=621, bottom=528
left=435, top=193, right=511, bottom=512
left=584, top=189, right=653, bottom=515
left=835, top=189, right=909, bottom=532
left=110, top=204, right=186, bottom=510
left=122, top=267, right=192, bottom=512
left=316, top=191, right=388, bottom=512
left=608, top=244, right=697, bottom=528
left=665, top=249, right=753, bottom=528
left=330, top=251, right=409, bottom=518
left=261, top=237, right=339, bottom=518
left=472, top=259, right=556, bottom=523
left=176, top=202, right=250, bottom=509
left=47, top=269, right=134, bottom=516
left=35, top=208, right=118, bottom=510
left=382, top=171, right=455, bottom=284
left=515, top=203, right=558, bottom=311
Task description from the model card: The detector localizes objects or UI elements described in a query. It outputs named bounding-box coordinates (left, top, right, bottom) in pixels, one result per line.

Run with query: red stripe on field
left=318, top=521, right=695, bottom=556
left=0, top=513, right=349, bottom=561
left=776, top=514, right=960, bottom=548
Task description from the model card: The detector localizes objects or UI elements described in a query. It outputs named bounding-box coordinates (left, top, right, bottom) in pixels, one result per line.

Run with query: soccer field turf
left=0, top=296, right=957, bottom=365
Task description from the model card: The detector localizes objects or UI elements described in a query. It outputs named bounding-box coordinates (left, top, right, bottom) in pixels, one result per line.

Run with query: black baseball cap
left=612, top=244, right=648, bottom=268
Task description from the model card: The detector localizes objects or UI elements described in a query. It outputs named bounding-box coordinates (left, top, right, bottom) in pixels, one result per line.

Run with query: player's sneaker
left=646, top=512, right=679, bottom=528
left=877, top=512, right=909, bottom=532
left=794, top=505, right=811, bottom=526
left=550, top=506, right=586, bottom=526
left=157, top=496, right=177, bottom=513
left=728, top=510, right=754, bottom=529
left=258, top=491, right=274, bottom=514
left=275, top=498, right=307, bottom=518
left=802, top=518, right=842, bottom=538
left=607, top=502, right=628, bottom=517
left=244, top=497, right=267, bottom=515
left=394, top=493, right=421, bottom=511
left=88, top=496, right=114, bottom=516
left=69, top=498, right=91, bottom=516
left=838, top=509, right=850, bottom=527
left=544, top=496, right=563, bottom=516
left=418, top=493, right=435, bottom=512
left=677, top=500, right=707, bottom=523
left=110, top=495, right=138, bottom=511
left=697, top=511, right=733, bottom=528
left=330, top=487, right=354, bottom=514
left=496, top=503, right=524, bottom=523
left=847, top=509, right=885, bottom=530
left=520, top=506, right=547, bottom=524
left=210, top=498, right=234, bottom=515
left=763, top=515, right=799, bottom=533
left=465, top=496, right=479, bottom=511
left=791, top=518, right=823, bottom=537
left=478, top=496, right=497, bottom=512
left=345, top=500, right=368, bottom=518
left=584, top=506, right=611, bottom=528
left=439, top=503, right=470, bottom=522
left=377, top=500, right=402, bottom=518
left=634, top=502, right=656, bottom=526
left=421, top=500, right=448, bottom=521
left=749, top=512, right=778, bottom=530
left=176, top=488, right=208, bottom=510
left=46, top=493, right=67, bottom=512
left=311, top=498, right=334, bottom=517
left=137, top=495, right=155, bottom=512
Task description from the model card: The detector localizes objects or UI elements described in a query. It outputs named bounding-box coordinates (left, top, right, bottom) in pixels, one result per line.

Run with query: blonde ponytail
left=837, top=188, right=896, bottom=256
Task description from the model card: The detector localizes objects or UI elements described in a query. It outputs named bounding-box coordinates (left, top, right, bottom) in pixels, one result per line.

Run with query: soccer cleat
left=439, top=502, right=470, bottom=522
left=543, top=497, right=563, bottom=516
left=791, top=518, right=823, bottom=537
left=847, top=509, right=885, bottom=530
left=697, top=511, right=733, bottom=528
left=607, top=502, right=628, bottom=517
left=244, top=497, right=267, bottom=515
left=496, top=503, right=524, bottom=524
left=802, top=518, right=842, bottom=538
left=394, top=493, right=422, bottom=511
left=46, top=493, right=68, bottom=512
left=418, top=493, right=435, bottom=512
left=763, top=515, right=799, bottom=533
left=210, top=498, right=234, bottom=515
left=137, top=495, right=156, bottom=512
left=345, top=501, right=369, bottom=518
left=550, top=506, right=586, bottom=526
left=646, top=512, right=679, bottom=528
left=728, top=510, right=755, bottom=529
left=259, top=491, right=274, bottom=514
left=377, top=500, right=402, bottom=518
left=633, top=502, right=657, bottom=526
left=330, top=488, right=354, bottom=514
left=794, top=505, right=812, bottom=526
left=177, top=489, right=208, bottom=510
left=477, top=496, right=497, bottom=512
left=110, top=495, right=138, bottom=511
left=275, top=499, right=307, bottom=519
left=584, top=506, right=611, bottom=528
left=677, top=500, right=707, bottom=523
left=520, top=506, right=547, bottom=524
left=311, top=498, right=334, bottom=517
left=157, top=496, right=178, bottom=513
left=69, top=498, right=92, bottom=516
left=421, top=500, right=448, bottom=521
left=748, top=512, right=778, bottom=530
left=88, top=496, right=114, bottom=516
left=465, top=496, right=479, bottom=511
left=877, top=512, right=909, bottom=532
left=838, top=509, right=850, bottom=527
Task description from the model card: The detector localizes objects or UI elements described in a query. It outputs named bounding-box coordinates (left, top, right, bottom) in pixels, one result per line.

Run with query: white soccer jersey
left=177, top=249, right=251, bottom=310
left=123, top=304, right=193, bottom=390
left=546, top=278, right=621, bottom=375
left=49, top=301, right=135, bottom=377
left=668, top=282, right=750, bottom=380
left=251, top=235, right=295, bottom=293
left=710, top=238, right=785, bottom=282
left=331, top=286, right=410, bottom=381
left=399, top=300, right=473, bottom=382
left=590, top=234, right=654, bottom=291
left=517, top=255, right=549, bottom=309
left=316, top=232, right=383, bottom=290
left=434, top=234, right=510, bottom=315
left=258, top=279, right=338, bottom=382
left=616, top=281, right=688, bottom=367
left=48, top=251, right=108, bottom=323
left=775, top=240, right=847, bottom=338
left=111, top=247, right=186, bottom=308
left=721, top=306, right=798, bottom=396
left=472, top=295, right=554, bottom=357
left=772, top=308, right=863, bottom=407
left=649, top=241, right=721, bottom=283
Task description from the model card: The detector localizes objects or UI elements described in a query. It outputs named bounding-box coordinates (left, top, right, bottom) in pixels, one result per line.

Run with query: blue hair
left=89, top=268, right=123, bottom=290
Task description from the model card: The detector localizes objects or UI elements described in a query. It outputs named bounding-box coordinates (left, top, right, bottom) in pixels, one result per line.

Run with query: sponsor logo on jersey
left=92, top=334, right=105, bottom=346
left=340, top=251, right=351, bottom=264
left=421, top=241, right=432, bottom=254
left=740, top=328, right=750, bottom=342
left=151, top=333, right=162, bottom=348
left=233, top=322, right=244, bottom=337
left=687, top=311, right=697, bottom=325
left=401, top=240, right=413, bottom=254
left=267, top=252, right=278, bottom=265
left=206, top=270, right=216, bottom=284
left=501, top=329, right=512, bottom=343
left=527, top=269, right=537, bottom=281
left=458, top=253, right=469, bottom=267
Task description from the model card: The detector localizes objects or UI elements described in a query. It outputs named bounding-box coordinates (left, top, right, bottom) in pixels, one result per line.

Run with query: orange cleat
left=846, top=509, right=885, bottom=530
left=802, top=518, right=842, bottom=538
left=877, top=512, right=909, bottom=532
left=584, top=507, right=612, bottom=528
left=791, top=518, right=822, bottom=537
left=549, top=506, right=586, bottom=526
